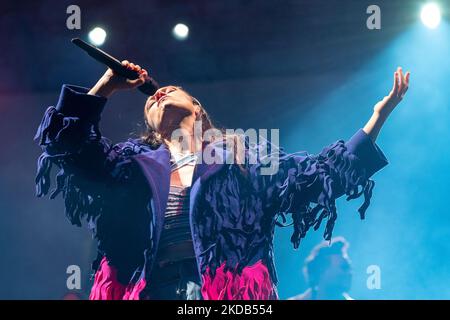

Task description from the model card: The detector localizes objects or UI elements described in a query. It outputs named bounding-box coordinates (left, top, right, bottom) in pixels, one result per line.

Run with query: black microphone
left=71, top=38, right=159, bottom=96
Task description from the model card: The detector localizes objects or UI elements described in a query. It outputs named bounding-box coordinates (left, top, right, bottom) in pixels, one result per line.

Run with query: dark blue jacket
left=35, top=84, right=388, bottom=298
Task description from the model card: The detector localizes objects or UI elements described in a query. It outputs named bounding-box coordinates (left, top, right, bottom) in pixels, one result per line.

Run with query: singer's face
left=144, top=86, right=200, bottom=133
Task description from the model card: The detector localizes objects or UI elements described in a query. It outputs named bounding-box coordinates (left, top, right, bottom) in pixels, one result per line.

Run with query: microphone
left=71, top=38, right=159, bottom=96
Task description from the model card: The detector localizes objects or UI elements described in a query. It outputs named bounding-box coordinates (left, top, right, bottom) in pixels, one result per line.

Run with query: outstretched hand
left=363, top=67, right=411, bottom=141
left=373, top=67, right=410, bottom=117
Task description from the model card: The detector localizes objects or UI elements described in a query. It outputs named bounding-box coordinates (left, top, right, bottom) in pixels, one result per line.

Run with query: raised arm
left=34, top=61, right=153, bottom=226
left=363, top=67, right=410, bottom=141
left=256, top=68, right=410, bottom=248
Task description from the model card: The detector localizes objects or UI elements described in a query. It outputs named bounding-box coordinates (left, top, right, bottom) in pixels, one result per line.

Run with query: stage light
left=88, top=27, right=107, bottom=46
left=172, top=23, right=189, bottom=40
left=421, top=3, right=441, bottom=29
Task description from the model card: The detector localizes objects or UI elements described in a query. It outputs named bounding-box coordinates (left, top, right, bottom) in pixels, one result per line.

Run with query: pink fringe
left=123, top=278, right=146, bottom=300
left=90, top=257, right=277, bottom=300
left=89, top=257, right=146, bottom=300
left=201, top=260, right=278, bottom=300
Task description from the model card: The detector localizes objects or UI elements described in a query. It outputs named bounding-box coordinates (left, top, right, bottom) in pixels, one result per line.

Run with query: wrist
left=363, top=111, right=388, bottom=142
left=373, top=109, right=390, bottom=122
left=96, top=83, right=115, bottom=98
left=89, top=76, right=116, bottom=98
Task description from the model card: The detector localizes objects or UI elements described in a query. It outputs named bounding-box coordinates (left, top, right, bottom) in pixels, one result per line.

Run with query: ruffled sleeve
left=34, top=85, right=115, bottom=226
left=35, top=84, right=107, bottom=153
left=266, top=129, right=388, bottom=248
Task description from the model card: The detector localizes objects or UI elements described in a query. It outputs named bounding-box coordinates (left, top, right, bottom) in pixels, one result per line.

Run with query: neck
left=162, top=115, right=199, bottom=155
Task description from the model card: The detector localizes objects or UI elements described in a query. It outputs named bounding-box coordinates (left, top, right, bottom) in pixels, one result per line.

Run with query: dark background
left=1, top=0, right=449, bottom=299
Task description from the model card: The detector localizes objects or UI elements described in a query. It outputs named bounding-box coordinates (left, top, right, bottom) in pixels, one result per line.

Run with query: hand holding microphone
left=71, top=38, right=159, bottom=97
left=89, top=60, right=151, bottom=98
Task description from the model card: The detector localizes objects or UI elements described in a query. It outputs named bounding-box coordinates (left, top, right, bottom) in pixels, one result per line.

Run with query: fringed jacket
left=35, top=84, right=388, bottom=300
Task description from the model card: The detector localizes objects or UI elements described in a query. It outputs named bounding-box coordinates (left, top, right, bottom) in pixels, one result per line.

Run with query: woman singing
left=35, top=61, right=409, bottom=300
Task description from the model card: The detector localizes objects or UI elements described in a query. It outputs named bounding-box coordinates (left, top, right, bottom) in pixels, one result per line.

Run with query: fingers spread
left=400, top=68, right=410, bottom=96
left=404, top=72, right=410, bottom=92
left=397, top=67, right=404, bottom=97
left=392, top=71, right=399, bottom=96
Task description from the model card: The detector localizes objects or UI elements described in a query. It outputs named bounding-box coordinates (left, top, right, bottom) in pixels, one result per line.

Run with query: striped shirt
left=159, top=185, right=192, bottom=248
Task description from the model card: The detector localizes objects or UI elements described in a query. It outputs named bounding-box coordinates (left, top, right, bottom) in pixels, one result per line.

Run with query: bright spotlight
left=421, top=3, right=441, bottom=29
left=88, top=27, right=107, bottom=46
left=172, top=23, right=189, bottom=40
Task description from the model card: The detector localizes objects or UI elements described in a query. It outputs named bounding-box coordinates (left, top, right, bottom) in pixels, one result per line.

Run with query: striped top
left=158, top=185, right=192, bottom=249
